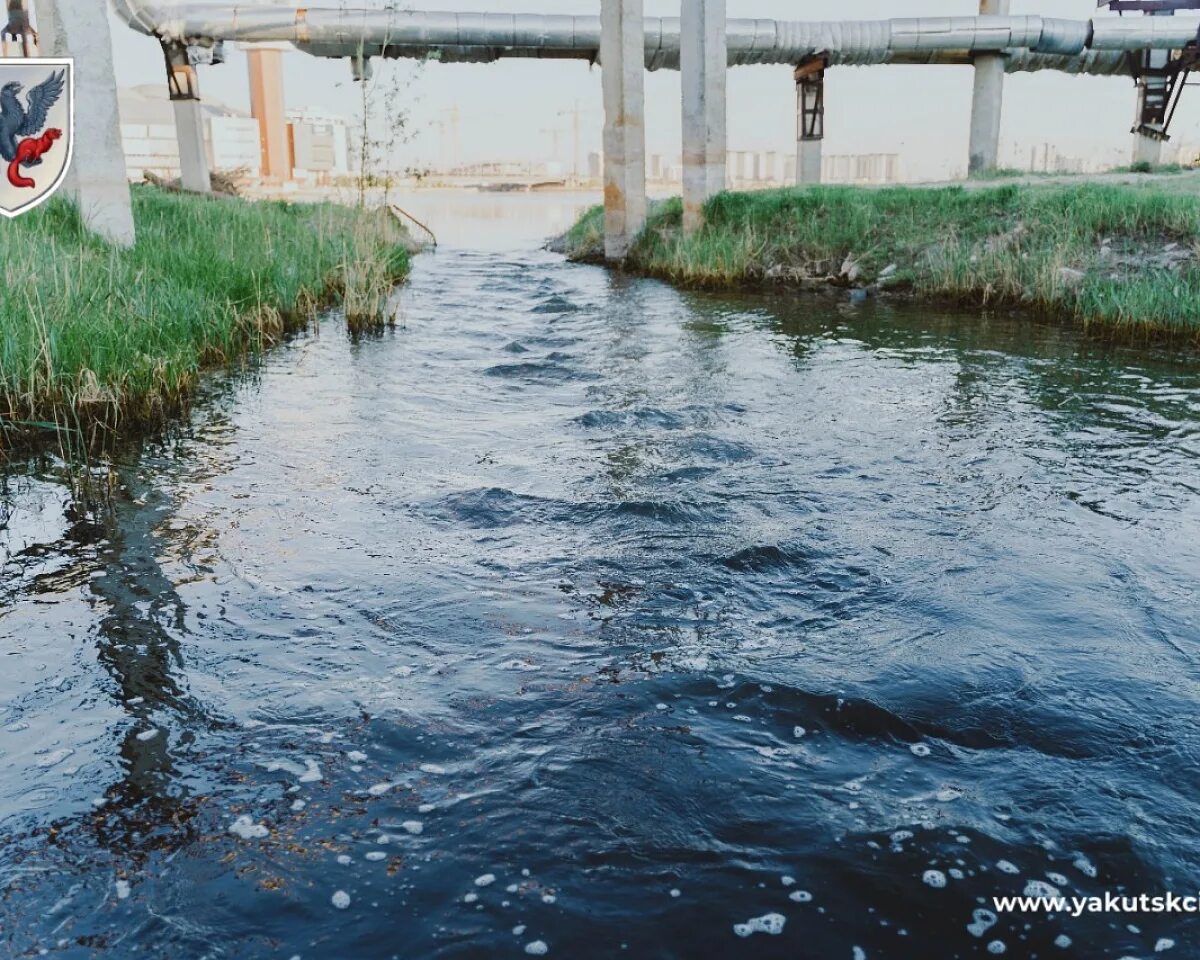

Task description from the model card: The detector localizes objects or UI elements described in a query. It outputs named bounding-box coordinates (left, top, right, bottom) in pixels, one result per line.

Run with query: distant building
left=118, top=84, right=259, bottom=180
left=118, top=85, right=353, bottom=185
left=287, top=107, right=353, bottom=183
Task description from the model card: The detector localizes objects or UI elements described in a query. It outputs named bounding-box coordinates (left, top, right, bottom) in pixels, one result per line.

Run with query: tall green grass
left=561, top=181, right=1200, bottom=341
left=0, top=186, right=410, bottom=451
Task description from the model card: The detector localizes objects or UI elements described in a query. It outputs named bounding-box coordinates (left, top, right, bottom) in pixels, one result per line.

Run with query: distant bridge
left=113, top=1, right=1200, bottom=258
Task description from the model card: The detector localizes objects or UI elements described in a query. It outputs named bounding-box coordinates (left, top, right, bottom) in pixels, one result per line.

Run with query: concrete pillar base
left=601, top=0, right=646, bottom=261
left=172, top=99, right=212, bottom=194
left=1132, top=133, right=1164, bottom=167
left=798, top=139, right=822, bottom=185
left=681, top=0, right=726, bottom=236
left=33, top=0, right=135, bottom=246
left=968, top=0, right=1009, bottom=177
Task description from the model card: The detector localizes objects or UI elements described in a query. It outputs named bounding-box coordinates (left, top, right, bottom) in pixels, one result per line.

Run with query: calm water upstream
left=2, top=192, right=1200, bottom=959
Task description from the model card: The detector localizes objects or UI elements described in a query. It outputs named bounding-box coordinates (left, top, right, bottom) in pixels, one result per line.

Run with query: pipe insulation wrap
left=110, top=2, right=1200, bottom=77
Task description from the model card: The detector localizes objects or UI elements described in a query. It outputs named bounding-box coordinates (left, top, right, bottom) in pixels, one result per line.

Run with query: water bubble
left=997, top=860, right=1020, bottom=875
left=1023, top=880, right=1061, bottom=899
left=524, top=941, right=548, bottom=956
left=228, top=815, right=268, bottom=840
left=789, top=890, right=813, bottom=903
left=1046, top=872, right=1069, bottom=887
left=365, top=852, right=386, bottom=862
left=987, top=941, right=1006, bottom=955
left=793, top=726, right=807, bottom=739
left=115, top=879, right=130, bottom=900
left=910, top=744, right=931, bottom=757
left=135, top=729, right=159, bottom=742
left=401, top=821, right=424, bottom=835
left=1073, top=855, right=1098, bottom=878
left=1156, top=939, right=1176, bottom=952
left=331, top=890, right=351, bottom=910
left=781, top=876, right=796, bottom=887
left=923, top=870, right=947, bottom=889
left=1055, top=935, right=1072, bottom=949
left=967, top=909, right=997, bottom=938
left=475, top=874, right=496, bottom=887
left=733, top=913, right=786, bottom=937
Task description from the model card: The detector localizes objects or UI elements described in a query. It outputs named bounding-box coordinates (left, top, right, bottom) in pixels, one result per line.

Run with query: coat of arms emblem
left=0, top=58, right=72, bottom=219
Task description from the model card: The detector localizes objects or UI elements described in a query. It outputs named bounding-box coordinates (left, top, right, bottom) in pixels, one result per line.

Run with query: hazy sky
left=107, top=2, right=1200, bottom=179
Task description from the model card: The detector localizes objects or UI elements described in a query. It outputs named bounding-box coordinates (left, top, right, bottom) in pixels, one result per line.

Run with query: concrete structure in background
left=795, top=58, right=825, bottom=185
left=33, top=0, right=135, bottom=246
left=968, top=0, right=1010, bottom=176
left=119, top=85, right=259, bottom=180
left=247, top=46, right=291, bottom=183
left=680, top=0, right=726, bottom=235
left=164, top=43, right=211, bottom=194
left=600, top=0, right=646, bottom=260
left=288, top=107, right=353, bottom=182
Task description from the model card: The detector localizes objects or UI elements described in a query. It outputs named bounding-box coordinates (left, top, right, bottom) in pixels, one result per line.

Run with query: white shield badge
left=0, top=58, right=72, bottom=219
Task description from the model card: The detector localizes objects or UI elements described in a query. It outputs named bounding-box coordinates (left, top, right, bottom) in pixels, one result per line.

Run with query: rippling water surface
left=2, top=194, right=1199, bottom=959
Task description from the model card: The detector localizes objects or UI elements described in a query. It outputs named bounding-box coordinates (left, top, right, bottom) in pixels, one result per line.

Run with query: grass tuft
left=559, top=180, right=1200, bottom=342
left=0, top=186, right=411, bottom=452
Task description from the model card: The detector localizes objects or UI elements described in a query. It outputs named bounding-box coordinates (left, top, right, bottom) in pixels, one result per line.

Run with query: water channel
left=2, top=191, right=1199, bottom=958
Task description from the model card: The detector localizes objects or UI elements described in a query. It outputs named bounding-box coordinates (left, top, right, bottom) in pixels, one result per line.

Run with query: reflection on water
left=389, top=188, right=600, bottom=249
left=1, top=196, right=1199, bottom=958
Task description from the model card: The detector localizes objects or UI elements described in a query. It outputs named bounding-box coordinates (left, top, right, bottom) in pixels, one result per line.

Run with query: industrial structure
left=108, top=0, right=1200, bottom=259
left=5, top=1, right=1200, bottom=254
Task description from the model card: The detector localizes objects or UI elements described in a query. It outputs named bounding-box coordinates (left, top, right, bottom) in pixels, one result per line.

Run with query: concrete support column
left=163, top=43, right=212, bottom=194
left=968, top=0, right=1009, bottom=176
left=795, top=58, right=825, bottom=185
left=247, top=47, right=291, bottom=182
left=1131, top=8, right=1173, bottom=167
left=600, top=0, right=646, bottom=261
left=32, top=0, right=135, bottom=246
left=681, top=0, right=726, bottom=235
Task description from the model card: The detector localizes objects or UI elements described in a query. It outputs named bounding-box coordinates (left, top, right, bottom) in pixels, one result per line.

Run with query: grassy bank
left=0, top=187, right=411, bottom=452
left=560, top=180, right=1200, bottom=342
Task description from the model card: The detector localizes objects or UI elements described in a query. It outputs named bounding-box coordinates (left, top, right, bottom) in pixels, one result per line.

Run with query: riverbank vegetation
left=0, top=186, right=411, bottom=453
left=560, top=179, right=1200, bottom=342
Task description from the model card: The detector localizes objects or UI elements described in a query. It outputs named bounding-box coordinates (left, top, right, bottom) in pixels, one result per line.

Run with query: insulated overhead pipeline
left=110, top=3, right=1199, bottom=77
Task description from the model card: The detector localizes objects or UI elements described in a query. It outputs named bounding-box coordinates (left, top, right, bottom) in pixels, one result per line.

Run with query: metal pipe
left=110, top=3, right=1198, bottom=76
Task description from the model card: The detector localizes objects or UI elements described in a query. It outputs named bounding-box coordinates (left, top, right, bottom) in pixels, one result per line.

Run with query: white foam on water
left=418, top=803, right=436, bottom=813
left=987, top=941, right=1006, bottom=955
left=420, top=763, right=447, bottom=775
left=347, top=751, right=368, bottom=762
left=135, top=729, right=159, bottom=742
left=789, top=890, right=813, bottom=903
left=542, top=893, right=556, bottom=904
left=967, top=909, right=997, bottom=938
left=793, top=726, right=807, bottom=739
left=853, top=947, right=867, bottom=960
left=670, top=889, right=681, bottom=898
left=1156, top=938, right=1175, bottom=952
left=475, top=874, right=496, bottom=887
left=1073, top=855, right=1098, bottom=878
left=300, top=759, right=322, bottom=783
left=923, top=870, right=947, bottom=889
left=524, top=941, right=548, bottom=955
left=1046, top=871, right=1069, bottom=886
left=35, top=748, right=73, bottom=769
left=949, top=868, right=964, bottom=880
left=365, top=852, right=386, bottom=862
left=1054, top=935, right=1072, bottom=949
left=1024, top=880, right=1061, bottom=898
left=655, top=704, right=669, bottom=712
left=229, top=815, right=269, bottom=840
left=997, top=860, right=1020, bottom=875
left=513, top=925, right=526, bottom=936
left=506, top=884, right=519, bottom=893
left=331, top=890, right=351, bottom=910
left=115, top=880, right=130, bottom=900
left=910, top=744, right=931, bottom=757
left=291, top=799, right=306, bottom=812
left=891, top=831, right=914, bottom=845
left=337, top=855, right=352, bottom=866
left=464, top=893, right=478, bottom=903
left=781, top=876, right=796, bottom=886
left=367, top=783, right=394, bottom=797
left=935, top=787, right=962, bottom=803
left=401, top=821, right=424, bottom=835
left=733, top=913, right=786, bottom=938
